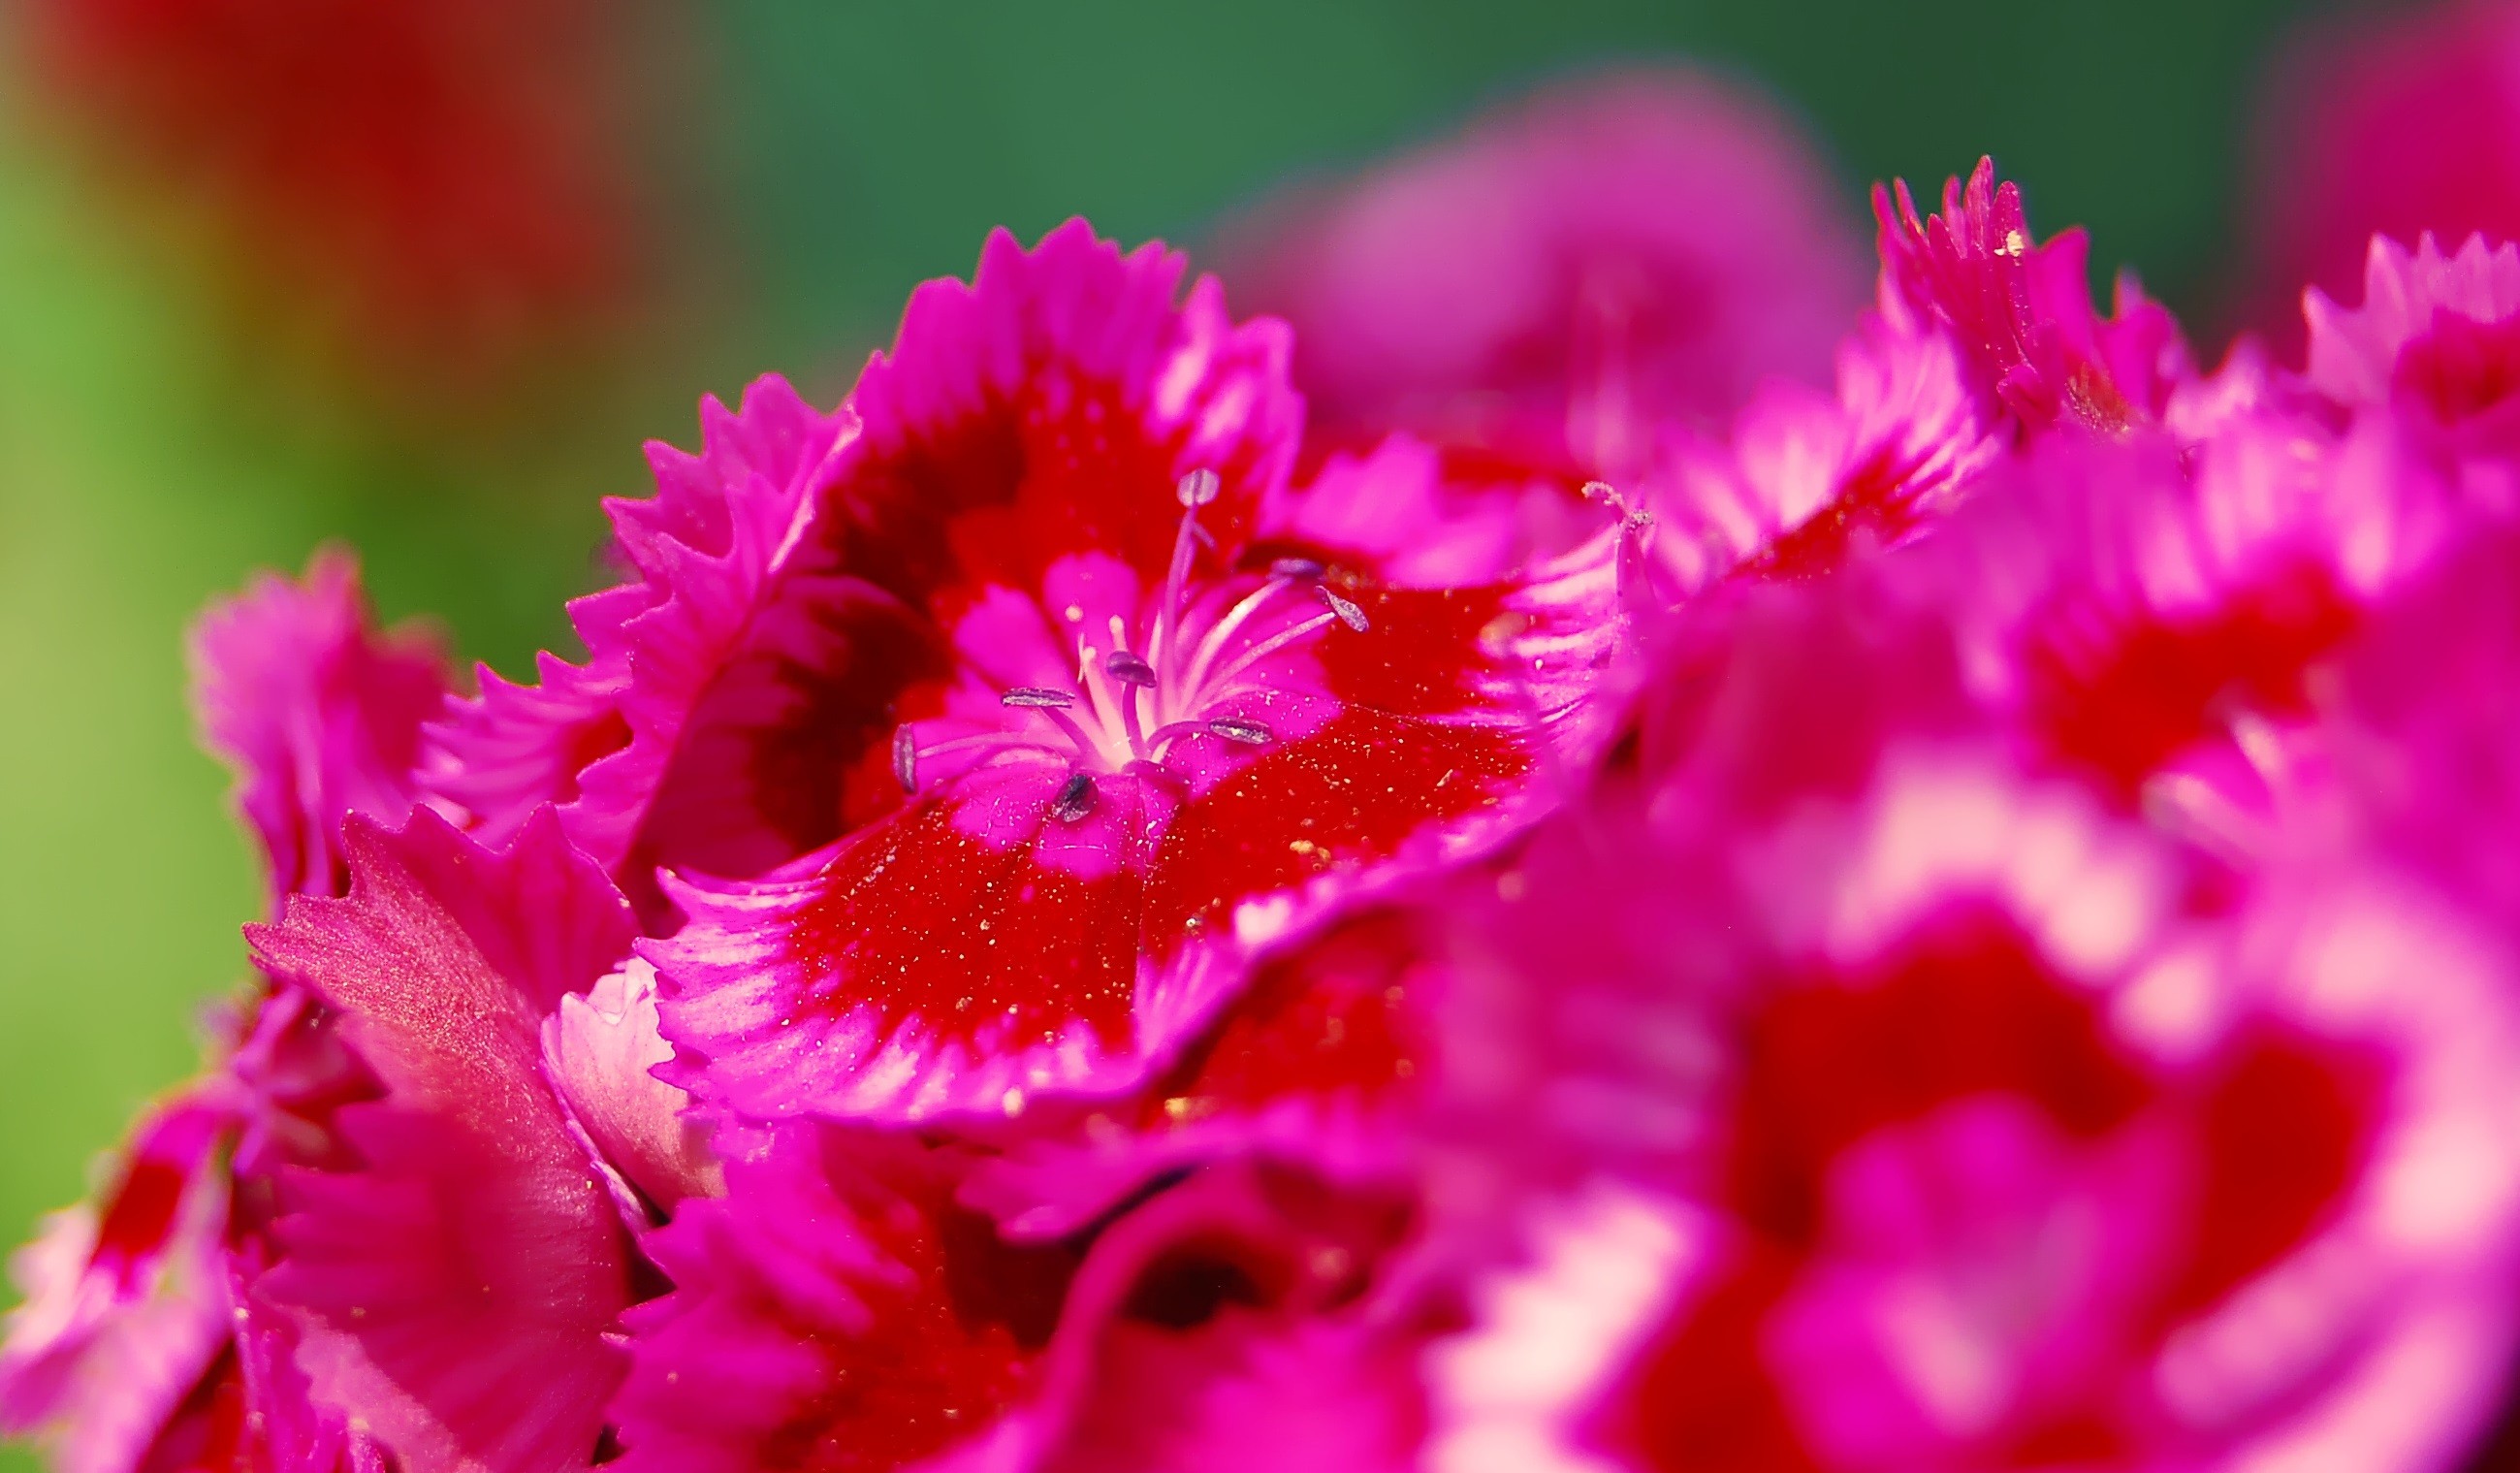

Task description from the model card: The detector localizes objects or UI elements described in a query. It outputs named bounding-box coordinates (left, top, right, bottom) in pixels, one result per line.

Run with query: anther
left=1176, top=468, right=1222, bottom=508
left=1103, top=651, right=1157, bottom=687
left=1050, top=771, right=1098, bottom=823
left=1002, top=688, right=1076, bottom=709
left=1318, top=586, right=1371, bottom=633
left=1207, top=717, right=1273, bottom=746
left=891, top=726, right=918, bottom=793
left=1270, top=556, right=1325, bottom=581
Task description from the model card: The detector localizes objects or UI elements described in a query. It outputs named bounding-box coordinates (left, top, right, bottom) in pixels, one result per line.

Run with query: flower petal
left=246, top=811, right=637, bottom=1473
left=189, top=549, right=450, bottom=908
left=608, top=1128, right=1074, bottom=1473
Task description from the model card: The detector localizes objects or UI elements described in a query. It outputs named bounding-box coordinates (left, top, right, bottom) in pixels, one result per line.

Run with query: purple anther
left=1176, top=467, right=1222, bottom=507
left=1103, top=651, right=1158, bottom=688
left=1206, top=717, right=1273, bottom=746
left=1050, top=771, right=1098, bottom=823
left=891, top=726, right=918, bottom=793
left=1003, top=687, right=1077, bottom=708
left=1318, top=586, right=1371, bottom=633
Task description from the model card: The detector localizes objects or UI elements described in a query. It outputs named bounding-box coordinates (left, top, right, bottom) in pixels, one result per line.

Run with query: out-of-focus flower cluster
left=8, top=0, right=657, bottom=402
left=12, top=61, right=2520, bottom=1473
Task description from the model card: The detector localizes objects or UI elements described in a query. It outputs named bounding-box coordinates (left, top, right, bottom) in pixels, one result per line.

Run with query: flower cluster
left=13, top=92, right=2520, bottom=1473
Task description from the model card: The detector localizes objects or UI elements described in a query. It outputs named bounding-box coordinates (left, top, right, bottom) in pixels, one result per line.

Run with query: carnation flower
left=430, top=220, right=1631, bottom=1130
left=1222, top=67, right=1866, bottom=486
left=1423, top=577, right=2520, bottom=1473
left=16, top=153, right=2520, bottom=1473
left=2243, top=0, right=2520, bottom=358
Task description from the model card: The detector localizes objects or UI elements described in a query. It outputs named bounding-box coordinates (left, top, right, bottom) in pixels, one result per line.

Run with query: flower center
left=890, top=469, right=1368, bottom=823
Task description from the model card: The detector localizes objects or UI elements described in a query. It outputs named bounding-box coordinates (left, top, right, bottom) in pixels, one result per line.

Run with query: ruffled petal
left=1653, top=315, right=2000, bottom=592
left=246, top=812, right=638, bottom=1473
left=1417, top=557, right=2520, bottom=1471
left=2303, top=233, right=2520, bottom=443
left=1015, top=1162, right=1426, bottom=1473
left=423, top=377, right=857, bottom=878
left=189, top=548, right=451, bottom=908
left=962, top=907, right=1443, bottom=1240
left=1874, top=158, right=2191, bottom=435
left=1903, top=413, right=2462, bottom=846
left=654, top=513, right=1629, bottom=1125
left=608, top=1129, right=1073, bottom=1473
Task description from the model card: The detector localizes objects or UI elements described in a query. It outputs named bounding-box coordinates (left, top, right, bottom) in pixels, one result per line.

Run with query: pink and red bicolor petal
left=189, top=548, right=451, bottom=908
left=0, top=1099, right=236, bottom=1473
left=612, top=1129, right=1427, bottom=1473
left=1433, top=736, right=2518, bottom=1472
left=246, top=811, right=640, bottom=1473
left=1651, top=314, right=2000, bottom=592
left=961, top=907, right=1446, bottom=1241
left=607, top=1128, right=1072, bottom=1473
left=2303, top=233, right=2520, bottom=438
left=1905, top=411, right=2460, bottom=840
left=651, top=501, right=1630, bottom=1126
left=435, top=222, right=1304, bottom=913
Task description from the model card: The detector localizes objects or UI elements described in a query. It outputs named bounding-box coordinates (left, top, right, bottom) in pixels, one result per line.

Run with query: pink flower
left=2242, top=0, right=2520, bottom=359
left=1876, top=159, right=2192, bottom=437
left=1222, top=67, right=1866, bottom=486
left=2302, top=234, right=2520, bottom=499
left=0, top=1103, right=235, bottom=1473
left=425, top=220, right=1635, bottom=1126
left=1421, top=582, right=2520, bottom=1473
left=1891, top=411, right=2460, bottom=854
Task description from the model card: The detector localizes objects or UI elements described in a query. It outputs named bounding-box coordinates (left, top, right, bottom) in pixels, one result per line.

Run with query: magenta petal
left=1017, top=1163, right=1426, bottom=1473
left=2304, top=234, right=2520, bottom=429
left=189, top=548, right=451, bottom=908
left=1874, top=158, right=2192, bottom=436
left=1654, top=314, right=2000, bottom=591
left=422, top=642, right=633, bottom=852
left=247, top=812, right=638, bottom=1473
left=608, top=1128, right=1066, bottom=1473
left=423, top=375, right=858, bottom=877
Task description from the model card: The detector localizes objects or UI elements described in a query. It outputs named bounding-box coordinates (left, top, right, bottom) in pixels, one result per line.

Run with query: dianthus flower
left=16, top=164, right=2520, bottom=1473
left=1421, top=572, right=2520, bottom=1473
left=432, top=220, right=1630, bottom=1129
left=1223, top=67, right=1866, bottom=487
left=2242, top=0, right=2520, bottom=357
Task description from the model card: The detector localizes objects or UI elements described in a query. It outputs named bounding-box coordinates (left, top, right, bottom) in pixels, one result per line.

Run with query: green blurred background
left=0, top=1, right=2399, bottom=1462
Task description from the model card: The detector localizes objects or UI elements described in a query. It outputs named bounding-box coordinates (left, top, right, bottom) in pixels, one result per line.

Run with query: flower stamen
left=886, top=466, right=1361, bottom=817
